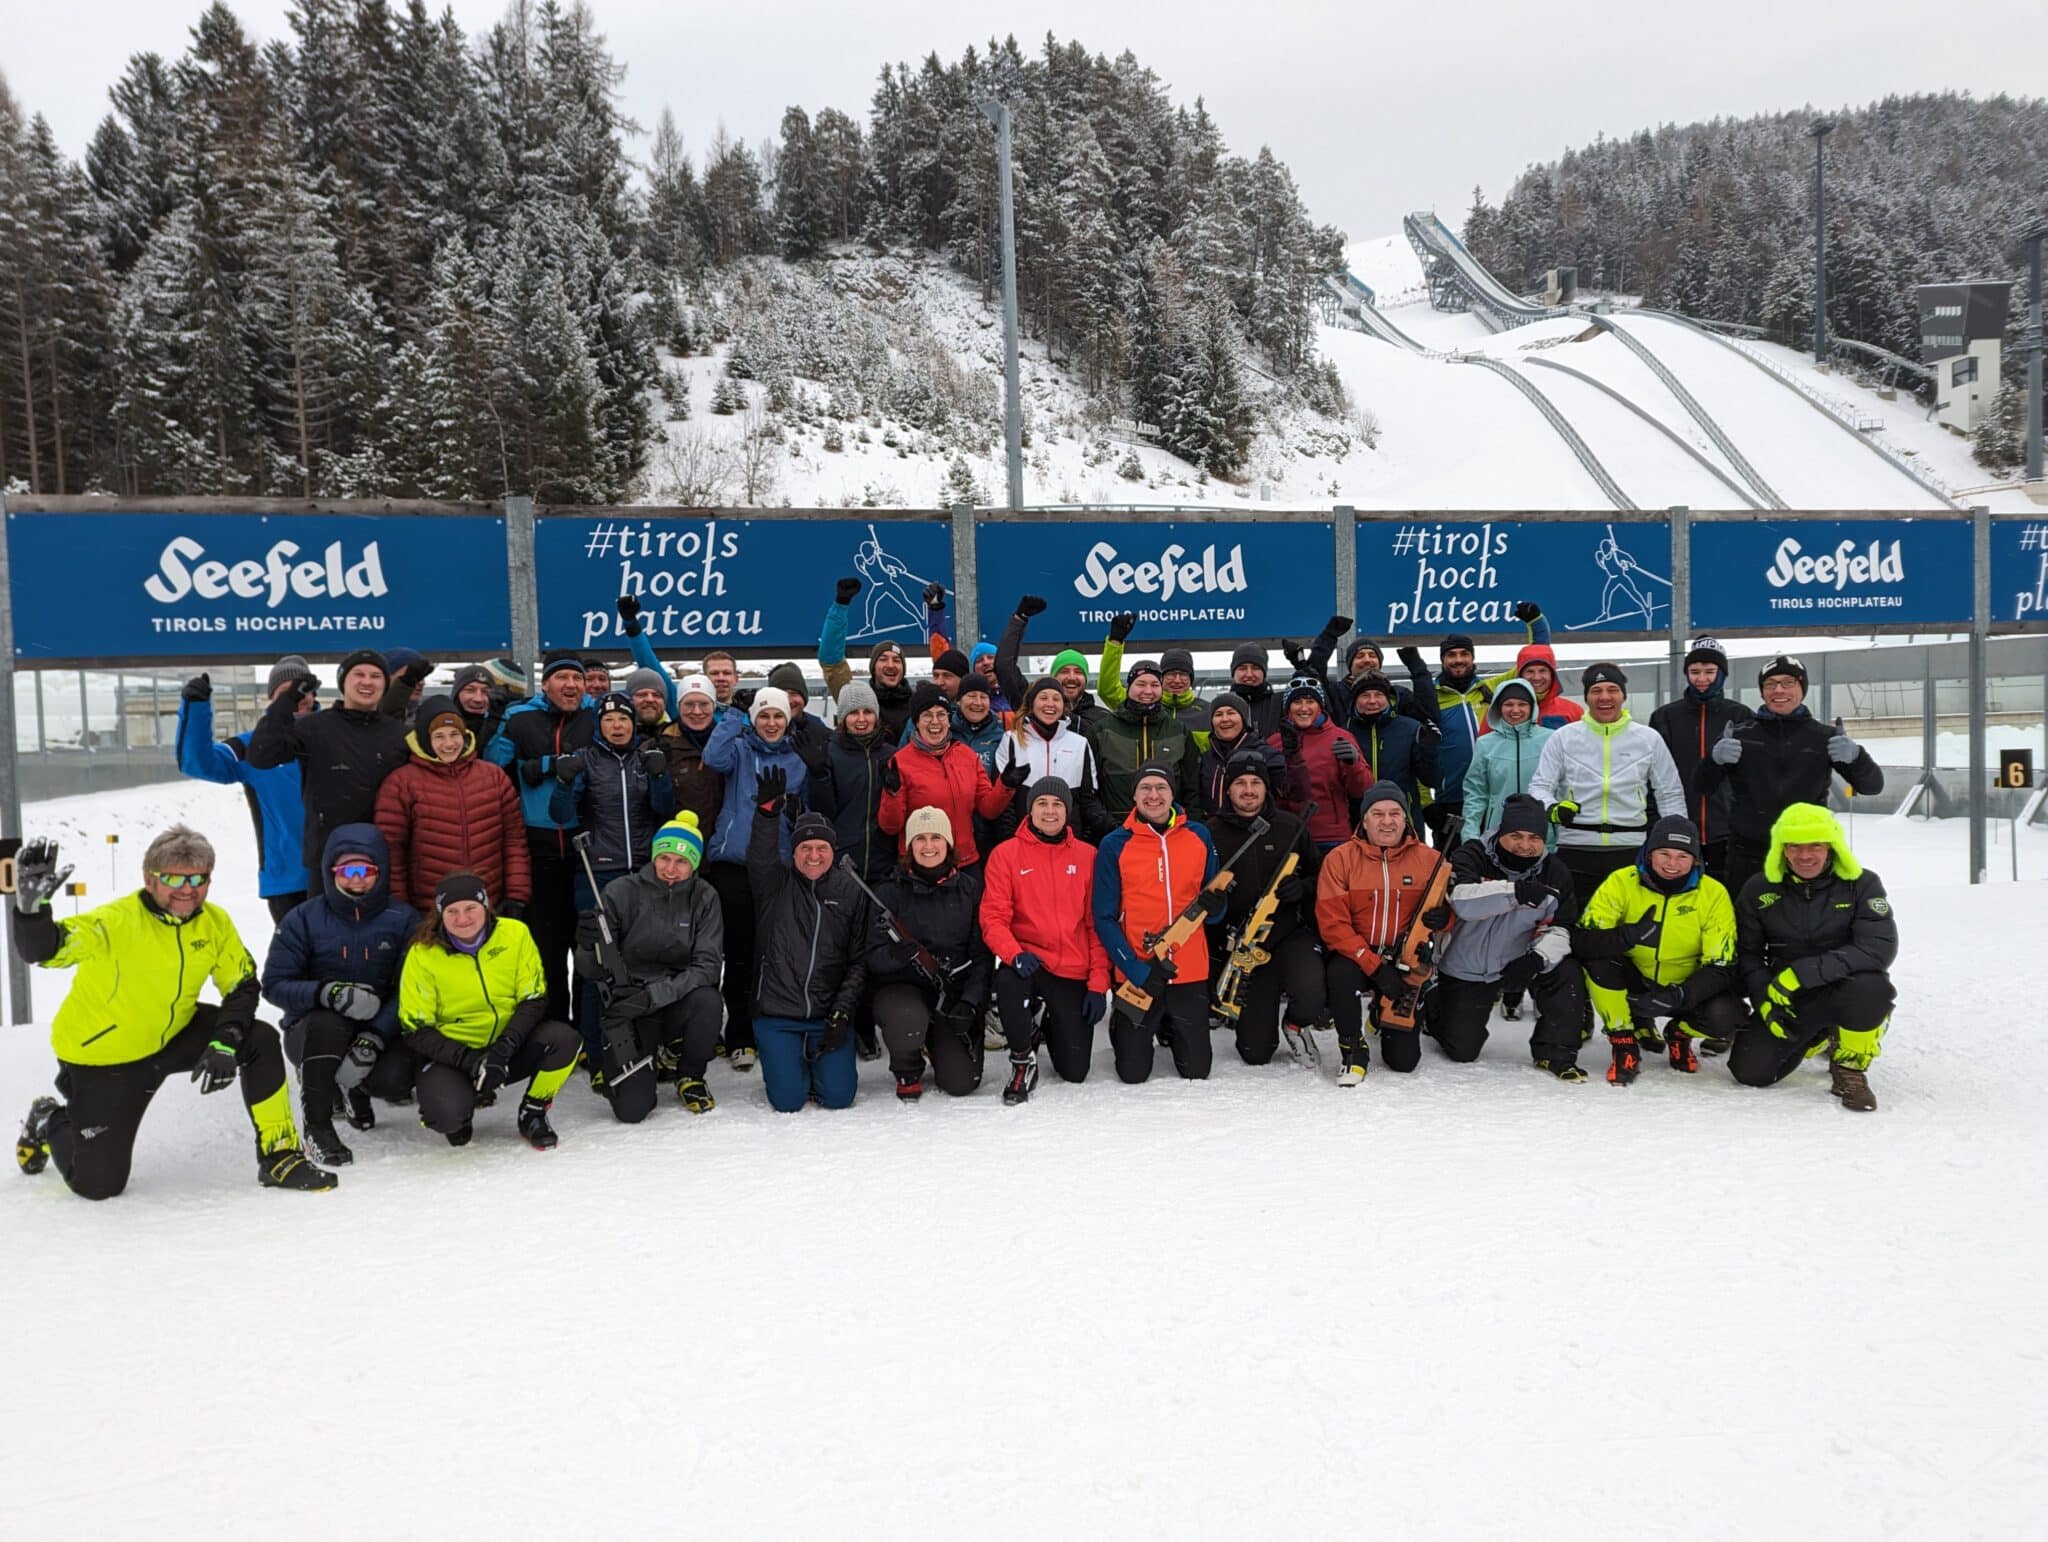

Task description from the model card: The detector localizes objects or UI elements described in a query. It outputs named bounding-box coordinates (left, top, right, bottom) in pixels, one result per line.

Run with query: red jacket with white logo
left=979, top=829, right=1109, bottom=990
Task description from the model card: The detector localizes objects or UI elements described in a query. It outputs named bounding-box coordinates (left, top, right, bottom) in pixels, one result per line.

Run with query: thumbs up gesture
left=1826, top=717, right=1859, bottom=766
left=1710, top=721, right=1743, bottom=766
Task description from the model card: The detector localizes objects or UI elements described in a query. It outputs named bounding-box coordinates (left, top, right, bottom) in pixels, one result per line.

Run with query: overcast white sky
left=8, top=0, right=2046, bottom=240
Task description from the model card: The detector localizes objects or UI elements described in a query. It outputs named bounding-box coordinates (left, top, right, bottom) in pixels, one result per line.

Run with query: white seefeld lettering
left=1763, top=536, right=1904, bottom=592
left=1073, top=541, right=1247, bottom=602
left=144, top=536, right=389, bottom=608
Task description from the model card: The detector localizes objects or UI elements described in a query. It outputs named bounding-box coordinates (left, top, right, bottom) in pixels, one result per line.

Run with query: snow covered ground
left=3, top=776, right=2043, bottom=1538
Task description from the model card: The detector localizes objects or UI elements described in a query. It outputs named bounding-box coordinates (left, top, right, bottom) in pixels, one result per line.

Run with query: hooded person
left=991, top=594, right=1110, bottom=735
left=176, top=659, right=314, bottom=921
left=744, top=766, right=875, bottom=1112
left=820, top=575, right=919, bottom=741
left=1269, top=675, right=1371, bottom=849
left=1432, top=794, right=1586, bottom=1078
left=866, top=806, right=994, bottom=1101
left=247, top=646, right=413, bottom=878
left=1205, top=748, right=1330, bottom=1067
left=1648, top=636, right=1752, bottom=880
left=1459, top=679, right=1557, bottom=845
left=1345, top=669, right=1438, bottom=810
left=1315, top=783, right=1448, bottom=1083
left=262, top=824, right=423, bottom=1163
left=702, top=682, right=812, bottom=1070
left=1529, top=662, right=1687, bottom=900
left=374, top=695, right=532, bottom=918
left=580, top=813, right=726, bottom=1122
left=1571, top=814, right=1745, bottom=1086
left=1729, top=802, right=1896, bottom=1112
left=880, top=683, right=1012, bottom=870
left=1511, top=642, right=1583, bottom=728
left=1692, top=653, right=1884, bottom=899
left=1088, top=656, right=1204, bottom=819
left=1093, top=760, right=1224, bottom=1084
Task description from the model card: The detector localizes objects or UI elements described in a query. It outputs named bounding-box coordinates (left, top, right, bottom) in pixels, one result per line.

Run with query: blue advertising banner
left=7, top=511, right=511, bottom=661
left=1992, top=518, right=2048, bottom=626
left=1355, top=519, right=1672, bottom=635
left=537, top=514, right=952, bottom=652
left=1689, top=518, right=1973, bottom=631
left=974, top=520, right=1334, bottom=644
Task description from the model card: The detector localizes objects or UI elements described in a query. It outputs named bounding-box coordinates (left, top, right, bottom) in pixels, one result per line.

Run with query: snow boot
left=1830, top=1062, right=1877, bottom=1112
left=1002, top=1052, right=1039, bottom=1106
left=257, top=1144, right=337, bottom=1191
left=894, top=1071, right=924, bottom=1102
left=343, top=1087, right=376, bottom=1131
left=301, top=1113, right=354, bottom=1167
left=518, top=1096, right=559, bottom=1150
left=729, top=1047, right=758, bottom=1073
left=1667, top=1027, right=1699, bottom=1074
left=1697, top=1037, right=1729, bottom=1059
left=856, top=1024, right=880, bottom=1061
left=1606, top=1032, right=1641, bottom=1087
left=1535, top=1058, right=1587, bottom=1083
left=16, top=1095, right=59, bottom=1176
left=1631, top=1016, right=1664, bottom=1053
left=677, top=1076, right=715, bottom=1114
left=1283, top=1019, right=1325, bottom=1069
left=1336, top=1039, right=1369, bottom=1087
left=983, top=1016, right=1008, bottom=1053
left=445, top=1123, right=473, bottom=1147
left=1500, top=990, right=1524, bottom=1022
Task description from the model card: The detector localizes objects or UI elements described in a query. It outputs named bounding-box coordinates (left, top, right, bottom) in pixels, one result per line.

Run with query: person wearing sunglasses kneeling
left=398, top=873, right=580, bottom=1149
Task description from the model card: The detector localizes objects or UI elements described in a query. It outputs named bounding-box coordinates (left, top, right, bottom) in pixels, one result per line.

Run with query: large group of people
left=12, top=581, right=1900, bottom=1199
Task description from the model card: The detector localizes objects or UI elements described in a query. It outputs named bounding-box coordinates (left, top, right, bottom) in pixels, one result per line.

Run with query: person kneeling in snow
left=13, top=827, right=335, bottom=1195
left=1430, top=795, right=1587, bottom=1079
left=1730, top=802, right=1897, bottom=1113
left=866, top=806, right=992, bottom=1101
left=1571, top=816, right=1746, bottom=1088
left=399, top=873, right=580, bottom=1150
left=746, top=767, right=873, bottom=1112
left=580, top=814, right=725, bottom=1122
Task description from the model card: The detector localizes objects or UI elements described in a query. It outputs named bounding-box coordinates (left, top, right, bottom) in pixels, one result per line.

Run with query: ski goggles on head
left=331, top=860, right=379, bottom=881
left=153, top=871, right=212, bottom=889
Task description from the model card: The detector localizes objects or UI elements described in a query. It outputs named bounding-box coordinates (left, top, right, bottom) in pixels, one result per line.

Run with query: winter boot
left=1830, top=1062, right=1877, bottom=1112
left=983, top=1015, right=1008, bottom=1053
left=16, top=1095, right=59, bottom=1176
left=1002, top=1052, right=1039, bottom=1106
left=1283, top=1019, right=1325, bottom=1069
left=257, top=1144, right=338, bottom=1191
left=1697, top=1037, right=1729, bottom=1059
left=676, top=1076, right=715, bottom=1114
left=1606, top=1032, right=1641, bottom=1087
left=1336, top=1039, right=1369, bottom=1087
left=1631, top=1016, right=1664, bottom=1053
left=894, top=1071, right=924, bottom=1102
left=1667, top=1026, right=1699, bottom=1074
left=1500, top=990, right=1525, bottom=1022
left=301, top=1110, right=354, bottom=1167
left=445, top=1123, right=474, bottom=1147
left=343, top=1087, right=376, bottom=1131
left=1535, top=1058, right=1587, bottom=1083
left=856, top=1023, right=880, bottom=1061
left=518, top=1096, right=559, bottom=1150
left=729, top=1047, right=758, bottom=1073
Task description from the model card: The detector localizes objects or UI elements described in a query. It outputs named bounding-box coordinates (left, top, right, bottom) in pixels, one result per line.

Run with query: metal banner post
left=506, top=494, right=539, bottom=689
left=951, top=502, right=979, bottom=648
left=0, top=489, right=28, bottom=1023
left=1971, top=505, right=1990, bottom=882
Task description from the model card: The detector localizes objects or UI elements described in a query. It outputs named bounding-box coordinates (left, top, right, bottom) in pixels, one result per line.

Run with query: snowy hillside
left=3, top=776, right=2044, bottom=1538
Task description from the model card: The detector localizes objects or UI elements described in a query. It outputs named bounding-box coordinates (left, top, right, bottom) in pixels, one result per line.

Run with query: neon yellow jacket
left=1578, top=865, right=1737, bottom=986
left=398, top=918, right=546, bottom=1051
left=40, top=895, right=256, bottom=1066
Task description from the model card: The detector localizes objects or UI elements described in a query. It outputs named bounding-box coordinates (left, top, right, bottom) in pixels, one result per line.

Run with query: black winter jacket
left=1736, top=865, right=1898, bottom=1001
left=588, top=862, right=724, bottom=1007
left=552, top=737, right=677, bottom=875
left=745, top=804, right=871, bottom=1021
left=247, top=699, right=412, bottom=871
left=1649, top=688, right=1753, bottom=844
left=806, top=726, right=896, bottom=882
left=1207, top=805, right=1319, bottom=944
left=261, top=823, right=420, bottom=1039
left=1693, top=706, right=1883, bottom=852
left=867, top=862, right=992, bottom=1010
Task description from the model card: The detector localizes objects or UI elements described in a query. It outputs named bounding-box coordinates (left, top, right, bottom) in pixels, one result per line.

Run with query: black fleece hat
left=435, top=871, right=489, bottom=912
left=336, top=648, right=389, bottom=687
left=1022, top=677, right=1066, bottom=716
left=1231, top=642, right=1269, bottom=674
left=934, top=648, right=972, bottom=678
left=1223, top=748, right=1272, bottom=790
left=1351, top=670, right=1395, bottom=703
left=1349, top=638, right=1383, bottom=670
left=596, top=691, right=635, bottom=722
left=955, top=672, right=992, bottom=704
left=790, top=811, right=838, bottom=852
left=1644, top=815, right=1700, bottom=858
left=1684, top=635, right=1729, bottom=673
left=1581, top=662, right=1628, bottom=693
left=1495, top=793, right=1549, bottom=842
left=1133, top=759, right=1178, bottom=794
left=540, top=650, right=584, bottom=682
left=450, top=663, right=492, bottom=699
left=908, top=682, right=951, bottom=723
left=1440, top=633, right=1475, bottom=655
left=1024, top=775, right=1074, bottom=822
left=1758, top=654, right=1808, bottom=691
left=1358, top=783, right=1410, bottom=816
left=1208, top=692, right=1252, bottom=732
left=1126, top=658, right=1164, bottom=687
left=1161, top=646, right=1195, bottom=677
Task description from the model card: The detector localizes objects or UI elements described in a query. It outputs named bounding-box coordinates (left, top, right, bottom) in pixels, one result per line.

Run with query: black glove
left=755, top=764, right=789, bottom=816
left=1513, top=601, right=1542, bottom=624
left=603, top=984, right=654, bottom=1022
left=553, top=752, right=584, bottom=785
left=519, top=758, right=547, bottom=787
left=940, top=999, right=978, bottom=1046
left=1419, top=903, right=1452, bottom=930
left=13, top=837, right=70, bottom=914
left=731, top=686, right=757, bottom=712
left=616, top=593, right=643, bottom=635
left=880, top=756, right=903, bottom=795
left=1015, top=594, right=1047, bottom=618
left=1282, top=641, right=1310, bottom=669
left=835, top=576, right=862, bottom=605
left=1196, top=888, right=1230, bottom=919
left=923, top=581, right=946, bottom=609
left=1513, top=875, right=1551, bottom=908
left=1326, top=614, right=1355, bottom=637
left=322, top=981, right=382, bottom=1022
left=795, top=736, right=826, bottom=774
left=1108, top=611, right=1137, bottom=643
left=182, top=672, right=212, bottom=703
left=1627, top=985, right=1686, bottom=1020
left=399, top=658, right=434, bottom=688
left=287, top=675, right=318, bottom=708
left=1000, top=759, right=1031, bottom=790
left=335, top=1031, right=383, bottom=1092
left=1416, top=717, right=1442, bottom=746
left=1549, top=802, right=1579, bottom=828
left=639, top=747, right=667, bottom=778
left=499, top=898, right=527, bottom=921
left=1332, top=735, right=1359, bottom=765
left=1011, top=951, right=1042, bottom=977
left=1368, top=959, right=1407, bottom=998
left=1278, top=721, right=1302, bottom=758
left=1396, top=646, right=1425, bottom=674
left=1151, top=954, right=1179, bottom=982
left=820, top=1010, right=851, bottom=1054
left=1275, top=875, right=1305, bottom=905
left=475, top=1054, right=510, bottom=1099
left=1619, top=913, right=1662, bottom=949
left=191, top=1033, right=241, bottom=1095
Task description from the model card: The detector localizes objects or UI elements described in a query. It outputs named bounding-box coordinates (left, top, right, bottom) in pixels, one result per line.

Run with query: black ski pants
left=605, top=987, right=725, bottom=1124
left=872, top=981, right=984, bottom=1096
left=44, top=1007, right=291, bottom=1201
left=1721, top=840, right=1768, bottom=903
left=416, top=1021, right=580, bottom=1136
left=1728, top=971, right=1895, bottom=1087
left=1557, top=843, right=1641, bottom=898
left=993, top=965, right=1095, bottom=1082
left=1210, top=927, right=1326, bottom=1065
left=1327, top=954, right=1427, bottom=1072
left=705, top=861, right=756, bottom=1052
left=287, top=1010, right=413, bottom=1114
left=1426, top=955, right=1587, bottom=1067
left=524, top=834, right=579, bottom=1020
left=1109, top=981, right=1211, bottom=1082
left=266, top=891, right=308, bottom=925
left=1582, top=958, right=1750, bottom=1042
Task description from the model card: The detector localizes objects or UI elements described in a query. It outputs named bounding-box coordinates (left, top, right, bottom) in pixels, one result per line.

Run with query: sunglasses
left=332, top=861, right=380, bottom=881
left=153, top=872, right=212, bottom=889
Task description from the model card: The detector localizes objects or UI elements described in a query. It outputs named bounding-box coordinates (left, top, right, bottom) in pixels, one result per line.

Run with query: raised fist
left=1015, top=595, right=1047, bottom=618
left=835, top=577, right=862, bottom=606
left=182, top=673, right=212, bottom=703
left=922, top=582, right=946, bottom=609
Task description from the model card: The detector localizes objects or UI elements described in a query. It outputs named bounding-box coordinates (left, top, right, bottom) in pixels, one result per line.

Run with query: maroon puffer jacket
left=372, top=735, right=533, bottom=913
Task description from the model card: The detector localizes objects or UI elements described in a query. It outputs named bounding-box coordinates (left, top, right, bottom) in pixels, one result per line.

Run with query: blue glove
left=1082, top=992, right=1107, bottom=1023
left=1011, top=951, right=1041, bottom=978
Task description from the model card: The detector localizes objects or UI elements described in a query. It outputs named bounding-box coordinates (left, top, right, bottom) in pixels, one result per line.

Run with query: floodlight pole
left=978, top=98, right=1024, bottom=512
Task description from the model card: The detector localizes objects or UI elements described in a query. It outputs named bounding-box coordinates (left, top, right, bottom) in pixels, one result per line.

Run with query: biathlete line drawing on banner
left=849, top=522, right=934, bottom=640
left=1564, top=523, right=1671, bottom=632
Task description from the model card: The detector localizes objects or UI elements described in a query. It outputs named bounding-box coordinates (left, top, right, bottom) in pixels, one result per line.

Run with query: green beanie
left=1051, top=648, right=1090, bottom=684
left=650, top=812, right=704, bottom=871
